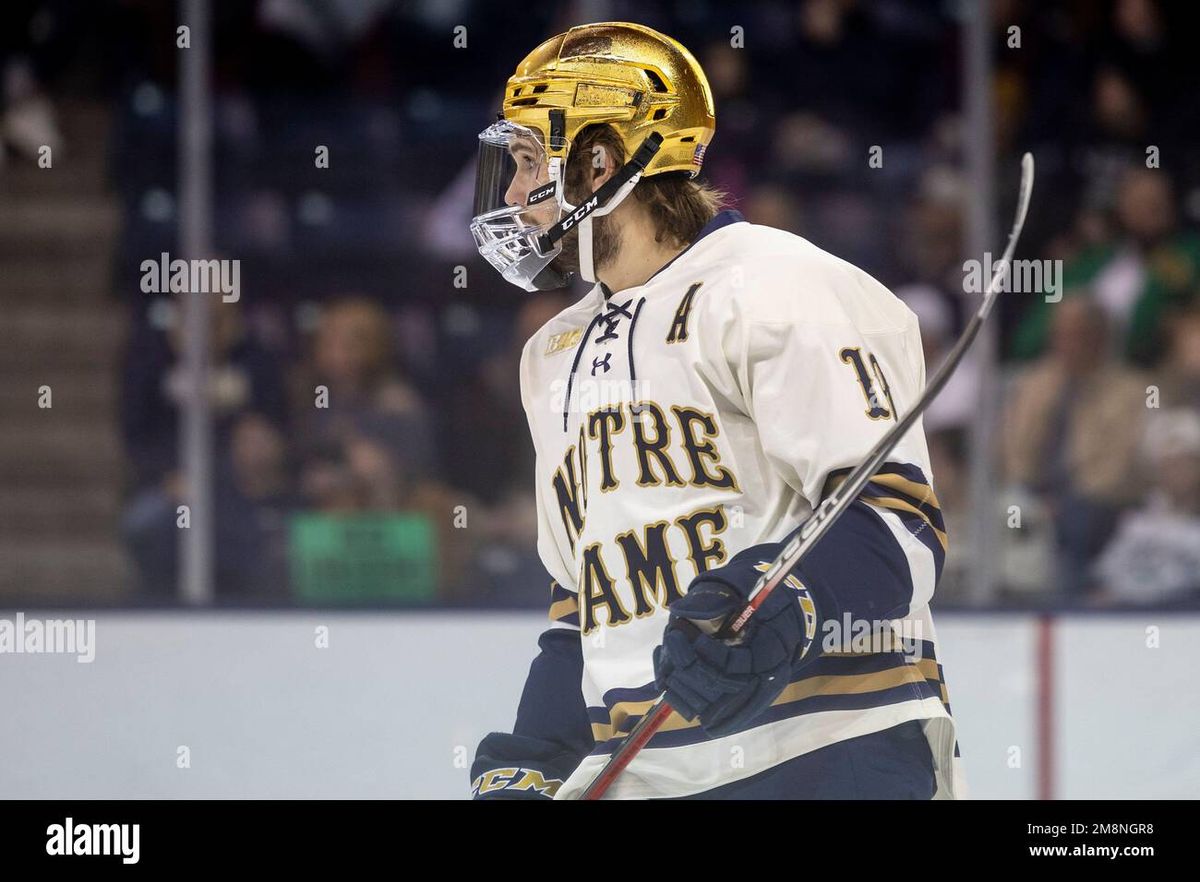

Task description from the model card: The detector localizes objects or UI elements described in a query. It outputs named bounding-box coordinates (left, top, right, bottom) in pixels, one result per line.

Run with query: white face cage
left=469, top=120, right=572, bottom=292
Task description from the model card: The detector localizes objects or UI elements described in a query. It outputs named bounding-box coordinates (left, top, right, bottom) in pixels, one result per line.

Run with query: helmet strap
left=535, top=131, right=663, bottom=255
left=577, top=171, right=643, bottom=283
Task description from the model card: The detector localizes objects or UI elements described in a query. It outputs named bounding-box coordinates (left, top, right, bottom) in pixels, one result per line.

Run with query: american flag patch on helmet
left=692, top=143, right=707, bottom=165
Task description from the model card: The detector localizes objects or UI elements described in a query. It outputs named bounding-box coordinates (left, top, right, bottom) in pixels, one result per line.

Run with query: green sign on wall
left=289, top=513, right=437, bottom=603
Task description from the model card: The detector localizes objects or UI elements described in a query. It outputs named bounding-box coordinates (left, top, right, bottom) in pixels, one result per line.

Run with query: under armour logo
left=591, top=353, right=612, bottom=374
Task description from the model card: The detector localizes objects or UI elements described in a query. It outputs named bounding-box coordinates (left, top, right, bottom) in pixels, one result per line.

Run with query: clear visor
left=472, top=120, right=563, bottom=226
left=470, top=120, right=572, bottom=292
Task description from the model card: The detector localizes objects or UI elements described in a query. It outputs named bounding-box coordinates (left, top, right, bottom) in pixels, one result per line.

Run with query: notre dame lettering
left=552, top=400, right=739, bottom=635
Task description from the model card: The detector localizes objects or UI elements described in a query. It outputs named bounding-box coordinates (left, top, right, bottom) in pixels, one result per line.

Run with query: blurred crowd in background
left=4, top=0, right=1200, bottom=608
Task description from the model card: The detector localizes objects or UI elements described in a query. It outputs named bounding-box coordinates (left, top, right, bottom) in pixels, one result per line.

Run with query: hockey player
left=468, top=22, right=962, bottom=799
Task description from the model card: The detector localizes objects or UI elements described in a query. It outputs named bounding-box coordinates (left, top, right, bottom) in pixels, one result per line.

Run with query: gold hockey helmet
left=503, top=21, right=716, bottom=177
left=470, top=23, right=716, bottom=291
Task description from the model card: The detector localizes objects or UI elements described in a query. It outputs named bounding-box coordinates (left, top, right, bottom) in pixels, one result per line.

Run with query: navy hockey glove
left=652, top=541, right=817, bottom=739
left=470, top=732, right=580, bottom=800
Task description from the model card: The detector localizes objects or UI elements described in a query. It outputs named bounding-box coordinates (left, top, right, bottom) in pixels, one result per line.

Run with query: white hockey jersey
left=518, top=211, right=963, bottom=799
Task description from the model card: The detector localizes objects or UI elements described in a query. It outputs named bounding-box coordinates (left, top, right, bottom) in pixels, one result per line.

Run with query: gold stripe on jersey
left=590, top=657, right=932, bottom=744
left=827, top=652, right=950, bottom=709
left=864, top=495, right=948, bottom=552
left=549, top=594, right=579, bottom=624
left=823, top=469, right=948, bottom=554
left=867, top=472, right=942, bottom=510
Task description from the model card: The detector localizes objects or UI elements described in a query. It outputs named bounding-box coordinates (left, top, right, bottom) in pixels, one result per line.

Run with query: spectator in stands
left=214, top=412, right=297, bottom=597
left=895, top=283, right=978, bottom=435
left=120, top=298, right=290, bottom=597
left=459, top=485, right=545, bottom=606
left=1002, top=298, right=1148, bottom=598
left=440, top=292, right=570, bottom=506
left=897, top=166, right=967, bottom=298
left=295, top=295, right=433, bottom=479
left=78, top=0, right=1200, bottom=611
left=121, top=297, right=288, bottom=488
left=0, top=0, right=72, bottom=167
left=697, top=39, right=758, bottom=203
left=743, top=184, right=805, bottom=236
left=294, top=295, right=480, bottom=597
left=442, top=292, right=571, bottom=603
left=924, top=430, right=971, bottom=604
left=1013, top=167, right=1200, bottom=365
left=894, top=284, right=980, bottom=603
left=122, top=410, right=297, bottom=599
left=1094, top=409, right=1200, bottom=605
left=1158, top=305, right=1200, bottom=410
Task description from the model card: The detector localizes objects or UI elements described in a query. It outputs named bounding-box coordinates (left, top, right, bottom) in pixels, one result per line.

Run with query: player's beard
left=548, top=187, right=623, bottom=281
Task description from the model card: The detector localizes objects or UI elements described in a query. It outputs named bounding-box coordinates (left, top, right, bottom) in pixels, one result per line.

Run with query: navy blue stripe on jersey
left=589, top=679, right=943, bottom=755
left=861, top=463, right=946, bottom=578
left=874, top=462, right=945, bottom=504
left=857, top=477, right=946, bottom=540
left=910, top=640, right=953, bottom=716
left=588, top=649, right=941, bottom=752
left=858, top=479, right=946, bottom=534
left=598, top=650, right=936, bottom=721
left=824, top=462, right=946, bottom=545
left=655, top=720, right=936, bottom=800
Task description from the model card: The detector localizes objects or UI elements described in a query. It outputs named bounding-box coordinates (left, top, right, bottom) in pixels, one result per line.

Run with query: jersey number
left=839, top=347, right=896, bottom=421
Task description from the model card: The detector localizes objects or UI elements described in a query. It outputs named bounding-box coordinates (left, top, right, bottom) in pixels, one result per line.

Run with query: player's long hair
left=566, top=124, right=727, bottom=250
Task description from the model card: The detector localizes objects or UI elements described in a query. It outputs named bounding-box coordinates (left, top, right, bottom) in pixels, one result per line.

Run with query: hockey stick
left=579, top=152, right=1035, bottom=800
